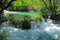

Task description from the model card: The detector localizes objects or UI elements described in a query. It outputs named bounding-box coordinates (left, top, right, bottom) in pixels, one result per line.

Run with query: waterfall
left=1, top=21, right=54, bottom=40
left=2, top=10, right=60, bottom=40
left=41, top=17, right=45, bottom=22
left=1, top=19, right=60, bottom=40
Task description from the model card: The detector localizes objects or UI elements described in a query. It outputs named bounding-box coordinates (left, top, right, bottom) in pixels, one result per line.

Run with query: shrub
left=0, top=30, right=10, bottom=40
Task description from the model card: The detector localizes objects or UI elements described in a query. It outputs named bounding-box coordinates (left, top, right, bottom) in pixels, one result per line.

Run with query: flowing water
left=1, top=19, right=60, bottom=40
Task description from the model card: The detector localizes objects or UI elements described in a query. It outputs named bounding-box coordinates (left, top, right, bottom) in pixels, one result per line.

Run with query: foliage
left=4, top=12, right=42, bottom=21
left=0, top=0, right=16, bottom=24
left=12, top=0, right=45, bottom=11
left=39, top=0, right=60, bottom=19
left=12, top=0, right=60, bottom=12
left=0, top=30, right=10, bottom=40
left=0, top=0, right=15, bottom=14
left=11, top=0, right=60, bottom=17
left=1, top=0, right=60, bottom=21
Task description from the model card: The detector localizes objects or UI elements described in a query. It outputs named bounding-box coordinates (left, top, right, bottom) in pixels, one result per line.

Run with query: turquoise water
left=1, top=19, right=60, bottom=40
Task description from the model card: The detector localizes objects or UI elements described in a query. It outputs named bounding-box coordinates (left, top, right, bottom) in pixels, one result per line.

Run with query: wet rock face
left=50, top=14, right=60, bottom=21
left=6, top=19, right=31, bottom=29
left=22, top=20, right=31, bottom=30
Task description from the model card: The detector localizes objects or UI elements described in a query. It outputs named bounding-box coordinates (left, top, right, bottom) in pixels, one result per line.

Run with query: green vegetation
left=0, top=0, right=60, bottom=40
left=10, top=0, right=60, bottom=20
left=0, top=0, right=15, bottom=24
left=12, top=0, right=44, bottom=11
left=1, top=0, right=60, bottom=24
left=0, top=30, right=10, bottom=40
left=4, top=12, right=42, bottom=21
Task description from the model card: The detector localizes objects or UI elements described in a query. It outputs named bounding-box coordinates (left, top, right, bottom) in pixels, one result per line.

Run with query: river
left=0, top=19, right=60, bottom=40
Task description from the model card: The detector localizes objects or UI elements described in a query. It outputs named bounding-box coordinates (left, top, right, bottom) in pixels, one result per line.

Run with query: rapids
left=1, top=19, right=60, bottom=40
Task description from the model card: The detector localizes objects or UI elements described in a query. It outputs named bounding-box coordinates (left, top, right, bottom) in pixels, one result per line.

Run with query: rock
left=50, top=14, right=60, bottom=21
left=22, top=20, right=31, bottom=30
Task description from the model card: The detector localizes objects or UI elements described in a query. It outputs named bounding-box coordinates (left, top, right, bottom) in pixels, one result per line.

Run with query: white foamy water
left=1, top=19, right=60, bottom=40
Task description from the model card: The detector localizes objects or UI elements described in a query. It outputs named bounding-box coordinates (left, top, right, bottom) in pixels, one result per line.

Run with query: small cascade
left=41, top=17, right=45, bottom=22
left=1, top=18, right=60, bottom=40
left=31, top=20, right=40, bottom=29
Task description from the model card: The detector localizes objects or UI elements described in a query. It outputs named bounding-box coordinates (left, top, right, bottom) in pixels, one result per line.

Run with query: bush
left=0, top=30, right=10, bottom=40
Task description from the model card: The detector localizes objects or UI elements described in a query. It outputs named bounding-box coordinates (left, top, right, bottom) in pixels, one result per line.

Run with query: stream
left=0, top=19, right=60, bottom=40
